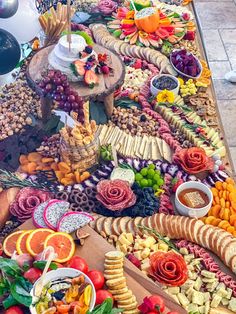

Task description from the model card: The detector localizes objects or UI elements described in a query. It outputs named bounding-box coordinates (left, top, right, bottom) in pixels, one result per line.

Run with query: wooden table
left=26, top=44, right=125, bottom=120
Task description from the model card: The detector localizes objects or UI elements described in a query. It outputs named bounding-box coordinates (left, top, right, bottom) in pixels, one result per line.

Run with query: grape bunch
left=38, top=69, right=85, bottom=123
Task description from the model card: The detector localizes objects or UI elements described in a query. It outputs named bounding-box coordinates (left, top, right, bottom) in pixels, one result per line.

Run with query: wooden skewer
left=67, top=0, right=72, bottom=52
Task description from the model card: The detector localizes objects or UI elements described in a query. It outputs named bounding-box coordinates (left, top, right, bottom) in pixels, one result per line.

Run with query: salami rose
left=98, top=0, right=118, bottom=15
left=96, top=179, right=136, bottom=211
left=173, top=147, right=214, bottom=174
left=149, top=251, right=188, bottom=286
left=10, top=187, right=51, bottom=222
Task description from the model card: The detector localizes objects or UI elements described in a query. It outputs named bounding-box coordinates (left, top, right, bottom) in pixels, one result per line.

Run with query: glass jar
left=60, top=134, right=99, bottom=172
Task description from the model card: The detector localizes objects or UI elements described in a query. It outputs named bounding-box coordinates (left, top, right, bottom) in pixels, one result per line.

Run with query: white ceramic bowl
left=175, top=181, right=213, bottom=218
left=170, top=49, right=203, bottom=79
left=30, top=268, right=96, bottom=314
left=150, top=74, right=180, bottom=97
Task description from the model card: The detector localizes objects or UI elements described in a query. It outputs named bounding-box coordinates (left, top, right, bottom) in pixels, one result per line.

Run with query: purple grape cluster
left=38, top=70, right=85, bottom=123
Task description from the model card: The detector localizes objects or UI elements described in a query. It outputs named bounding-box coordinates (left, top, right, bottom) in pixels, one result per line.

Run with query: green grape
left=147, top=179, right=153, bottom=187
left=140, top=178, right=149, bottom=188
left=153, top=184, right=159, bottom=191
left=153, top=173, right=160, bottom=182
left=147, top=169, right=155, bottom=179
left=135, top=173, right=143, bottom=182
left=148, top=163, right=155, bottom=170
left=157, top=178, right=164, bottom=186
left=140, top=167, right=148, bottom=177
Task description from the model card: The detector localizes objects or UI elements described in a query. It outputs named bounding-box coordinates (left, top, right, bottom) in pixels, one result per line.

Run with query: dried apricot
left=222, top=208, right=230, bottom=221
left=58, top=162, right=71, bottom=174
left=218, top=220, right=230, bottom=229
left=27, top=162, right=37, bottom=174
left=19, top=155, right=28, bottom=165
left=205, top=216, right=216, bottom=225
left=211, top=205, right=221, bottom=217
left=61, top=178, right=75, bottom=186
left=226, top=201, right=230, bottom=209
left=55, top=171, right=65, bottom=181
left=227, top=184, right=234, bottom=192
left=75, top=172, right=81, bottom=184
left=41, top=157, right=54, bottom=163
left=27, top=152, right=42, bottom=162
left=211, top=187, right=218, bottom=197
left=222, top=182, right=227, bottom=190
left=80, top=171, right=90, bottom=181
left=220, top=198, right=226, bottom=208
left=215, top=196, right=220, bottom=205
left=211, top=218, right=221, bottom=226
left=219, top=191, right=223, bottom=198
left=215, top=181, right=223, bottom=190
left=226, top=177, right=235, bottom=185
left=227, top=226, right=235, bottom=234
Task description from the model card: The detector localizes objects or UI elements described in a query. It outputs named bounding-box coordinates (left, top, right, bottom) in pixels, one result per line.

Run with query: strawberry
left=183, top=30, right=195, bottom=41
left=182, top=12, right=190, bottom=21
left=126, top=253, right=141, bottom=268
left=172, top=178, right=184, bottom=193
left=84, top=70, right=99, bottom=88
left=73, top=60, right=85, bottom=76
left=101, top=65, right=110, bottom=74
left=133, top=59, right=142, bottom=69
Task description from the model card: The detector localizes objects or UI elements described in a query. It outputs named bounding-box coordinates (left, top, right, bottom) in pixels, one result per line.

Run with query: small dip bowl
left=150, top=74, right=180, bottom=97
left=30, top=268, right=96, bottom=314
left=175, top=181, right=213, bottom=218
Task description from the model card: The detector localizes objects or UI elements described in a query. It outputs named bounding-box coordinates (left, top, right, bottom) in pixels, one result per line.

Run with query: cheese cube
left=221, top=298, right=229, bottom=305
left=167, top=287, right=180, bottom=295
left=171, top=294, right=180, bottom=304
left=133, top=251, right=142, bottom=260
left=188, top=270, right=197, bottom=280
left=198, top=305, right=205, bottom=314
left=194, top=277, right=202, bottom=291
left=150, top=244, right=159, bottom=252
left=216, top=288, right=228, bottom=298
left=133, top=243, right=140, bottom=250
left=228, top=298, right=236, bottom=312
left=179, top=248, right=189, bottom=255
left=141, top=261, right=150, bottom=272
left=186, top=303, right=199, bottom=312
left=191, top=258, right=202, bottom=266
left=143, top=236, right=156, bottom=248
left=119, top=244, right=128, bottom=253
left=216, top=282, right=225, bottom=291
left=206, top=281, right=219, bottom=292
left=205, top=301, right=210, bottom=314
left=141, top=248, right=150, bottom=259
left=158, top=242, right=169, bottom=252
left=211, top=294, right=222, bottom=308
left=201, top=270, right=216, bottom=279
left=126, top=233, right=134, bottom=243
left=141, top=270, right=148, bottom=276
left=186, top=287, right=194, bottom=299
left=142, top=258, right=150, bottom=264
left=181, top=279, right=195, bottom=290
left=177, top=293, right=190, bottom=306
left=119, top=235, right=131, bottom=246
left=184, top=254, right=195, bottom=263
left=226, top=288, right=233, bottom=299
left=187, top=264, right=195, bottom=271
left=204, top=292, right=210, bottom=302
left=192, top=291, right=205, bottom=305
left=202, top=277, right=217, bottom=283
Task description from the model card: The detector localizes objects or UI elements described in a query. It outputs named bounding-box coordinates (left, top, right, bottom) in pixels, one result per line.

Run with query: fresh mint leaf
left=33, top=260, right=58, bottom=270
left=10, top=281, right=32, bottom=307
left=0, top=258, right=22, bottom=277
left=3, top=294, right=19, bottom=309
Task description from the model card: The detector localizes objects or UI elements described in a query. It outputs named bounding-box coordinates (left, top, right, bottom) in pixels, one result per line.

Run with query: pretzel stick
left=57, top=2, right=62, bottom=21
left=39, top=15, right=47, bottom=30
left=61, top=5, right=67, bottom=21
left=50, top=7, right=57, bottom=22
left=46, top=16, right=53, bottom=35
left=51, top=21, right=66, bottom=38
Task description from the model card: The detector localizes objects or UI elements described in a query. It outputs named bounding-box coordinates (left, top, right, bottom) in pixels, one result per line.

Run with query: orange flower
left=126, top=10, right=135, bottom=19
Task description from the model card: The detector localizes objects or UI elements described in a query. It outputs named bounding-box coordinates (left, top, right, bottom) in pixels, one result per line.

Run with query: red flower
left=98, top=53, right=108, bottom=63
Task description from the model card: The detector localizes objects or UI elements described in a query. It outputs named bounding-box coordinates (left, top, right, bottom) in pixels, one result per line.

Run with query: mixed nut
left=36, top=134, right=61, bottom=158
left=110, top=107, right=159, bottom=137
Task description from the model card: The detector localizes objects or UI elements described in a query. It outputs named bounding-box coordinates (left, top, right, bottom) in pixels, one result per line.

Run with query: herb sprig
left=87, top=298, right=123, bottom=314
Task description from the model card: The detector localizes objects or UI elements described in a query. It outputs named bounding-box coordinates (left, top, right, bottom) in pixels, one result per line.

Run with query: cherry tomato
left=67, top=256, right=88, bottom=274
left=148, top=295, right=165, bottom=313
left=5, top=306, right=24, bottom=314
left=87, top=270, right=105, bottom=290
left=95, top=290, right=113, bottom=306
left=23, top=268, right=42, bottom=283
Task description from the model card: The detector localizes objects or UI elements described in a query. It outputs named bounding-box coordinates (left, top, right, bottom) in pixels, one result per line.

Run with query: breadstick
left=61, top=5, right=67, bottom=21
left=51, top=21, right=66, bottom=39
left=50, top=7, right=57, bottom=22
left=39, top=15, right=47, bottom=31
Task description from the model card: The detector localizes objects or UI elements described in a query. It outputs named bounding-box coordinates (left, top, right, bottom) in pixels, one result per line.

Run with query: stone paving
left=193, top=0, right=236, bottom=173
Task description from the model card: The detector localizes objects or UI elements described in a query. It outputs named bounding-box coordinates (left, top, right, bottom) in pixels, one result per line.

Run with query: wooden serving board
left=20, top=219, right=187, bottom=314
left=26, top=44, right=125, bottom=100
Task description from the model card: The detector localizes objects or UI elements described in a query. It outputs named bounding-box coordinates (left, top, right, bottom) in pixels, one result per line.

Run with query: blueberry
left=85, top=46, right=93, bottom=54
left=140, top=115, right=147, bottom=122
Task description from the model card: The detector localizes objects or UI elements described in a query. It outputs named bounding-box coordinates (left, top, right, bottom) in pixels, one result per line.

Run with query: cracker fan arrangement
left=1, top=0, right=236, bottom=313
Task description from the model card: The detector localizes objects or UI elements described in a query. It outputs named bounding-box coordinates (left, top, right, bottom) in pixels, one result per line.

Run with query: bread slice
left=95, top=217, right=105, bottom=234
left=209, top=227, right=224, bottom=253
left=229, top=255, right=236, bottom=273
left=175, top=216, right=185, bottom=239
left=155, top=213, right=165, bottom=235
left=147, top=216, right=153, bottom=229
left=106, top=277, right=126, bottom=287
left=126, top=219, right=135, bottom=234
left=112, top=218, right=122, bottom=236
left=190, top=219, right=204, bottom=244
left=103, top=217, right=114, bottom=237
left=220, top=234, right=234, bottom=259
left=223, top=239, right=236, bottom=267
left=113, top=290, right=133, bottom=301
left=133, top=217, right=143, bottom=235
left=201, top=225, right=215, bottom=249
left=105, top=251, right=124, bottom=260
left=216, top=231, right=231, bottom=256
left=120, top=217, right=131, bottom=233
left=118, top=296, right=136, bottom=305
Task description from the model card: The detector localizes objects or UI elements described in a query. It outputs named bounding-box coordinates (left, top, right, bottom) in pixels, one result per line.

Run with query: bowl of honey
left=175, top=181, right=213, bottom=218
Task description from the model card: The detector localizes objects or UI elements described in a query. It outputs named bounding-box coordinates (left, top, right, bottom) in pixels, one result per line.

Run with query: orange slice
left=16, top=230, right=32, bottom=255
left=3, top=230, right=25, bottom=257
left=26, top=228, right=54, bottom=257
left=44, top=232, right=75, bottom=263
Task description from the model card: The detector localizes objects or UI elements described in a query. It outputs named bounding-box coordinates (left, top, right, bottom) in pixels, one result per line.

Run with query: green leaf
left=10, top=280, right=32, bottom=307
left=33, top=261, right=58, bottom=270
left=0, top=258, right=22, bottom=277
left=3, top=294, right=19, bottom=309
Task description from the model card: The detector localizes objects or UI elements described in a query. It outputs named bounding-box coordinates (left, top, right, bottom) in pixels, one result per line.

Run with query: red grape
left=43, top=77, right=51, bottom=84
left=64, top=102, right=71, bottom=111
left=62, top=81, right=69, bottom=88
left=54, top=78, right=61, bottom=85
left=56, top=85, right=64, bottom=93
left=61, top=74, right=67, bottom=81
left=64, top=87, right=71, bottom=95
left=39, top=82, right=45, bottom=88
left=67, top=94, right=75, bottom=103
left=45, top=84, right=52, bottom=91
left=61, top=94, right=67, bottom=101
left=72, top=102, right=79, bottom=110
left=48, top=70, right=55, bottom=78
left=58, top=101, right=65, bottom=109
left=54, top=94, right=61, bottom=101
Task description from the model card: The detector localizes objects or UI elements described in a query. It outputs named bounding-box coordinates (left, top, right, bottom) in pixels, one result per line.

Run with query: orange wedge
left=3, top=230, right=25, bottom=257
left=44, top=232, right=75, bottom=263
left=16, top=230, right=32, bottom=255
left=26, top=228, right=54, bottom=257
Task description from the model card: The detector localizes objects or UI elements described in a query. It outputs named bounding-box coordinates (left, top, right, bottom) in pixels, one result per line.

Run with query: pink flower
left=98, top=0, right=118, bottom=16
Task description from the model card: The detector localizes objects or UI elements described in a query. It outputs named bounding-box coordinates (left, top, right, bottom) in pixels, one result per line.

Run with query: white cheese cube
left=228, top=298, right=236, bottom=312
left=206, top=281, right=219, bottom=292
left=211, top=294, right=222, bottom=308
left=216, top=288, right=228, bottom=298
left=143, top=236, right=156, bottom=247
left=133, top=243, right=140, bottom=250
left=194, top=277, right=202, bottom=291
left=187, top=264, right=195, bottom=271
left=118, top=234, right=131, bottom=245
left=141, top=261, right=150, bottom=272
left=171, top=294, right=180, bottom=304
left=188, top=270, right=197, bottom=280
left=141, top=270, right=148, bottom=276
left=186, top=303, right=199, bottom=312
left=198, top=305, right=205, bottom=314
left=184, top=254, right=195, bottom=263
left=226, top=288, right=233, bottom=299
left=141, top=248, right=150, bottom=259
left=192, top=291, right=205, bottom=305
left=216, top=282, right=225, bottom=291
left=205, top=301, right=210, bottom=314
left=133, top=251, right=142, bottom=260
left=142, top=258, right=150, bottom=264
left=126, top=233, right=134, bottom=243
left=204, top=292, right=210, bottom=302
left=167, top=287, right=180, bottom=295
left=177, top=293, right=190, bottom=307
left=186, top=287, right=194, bottom=300
left=202, top=277, right=217, bottom=283
left=150, top=244, right=159, bottom=252
left=158, top=242, right=169, bottom=252
left=179, top=248, right=189, bottom=255
left=201, top=270, right=216, bottom=279
left=191, top=258, right=202, bottom=266
left=221, top=298, right=229, bottom=305
left=181, top=279, right=195, bottom=290
left=119, top=244, right=128, bottom=253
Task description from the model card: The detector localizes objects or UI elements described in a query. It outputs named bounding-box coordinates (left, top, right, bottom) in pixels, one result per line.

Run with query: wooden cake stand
left=27, top=44, right=125, bottom=119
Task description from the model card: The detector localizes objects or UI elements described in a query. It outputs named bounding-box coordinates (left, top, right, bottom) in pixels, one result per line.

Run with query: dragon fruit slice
left=32, top=200, right=51, bottom=228
left=57, top=212, right=94, bottom=233
left=43, top=199, right=70, bottom=230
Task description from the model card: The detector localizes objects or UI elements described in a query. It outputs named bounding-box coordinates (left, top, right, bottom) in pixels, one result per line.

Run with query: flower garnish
left=157, top=89, right=175, bottom=103
left=98, top=53, right=108, bottom=63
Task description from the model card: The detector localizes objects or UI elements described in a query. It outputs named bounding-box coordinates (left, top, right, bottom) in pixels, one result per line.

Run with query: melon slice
left=43, top=199, right=70, bottom=230
left=57, top=212, right=94, bottom=233
left=32, top=200, right=51, bottom=228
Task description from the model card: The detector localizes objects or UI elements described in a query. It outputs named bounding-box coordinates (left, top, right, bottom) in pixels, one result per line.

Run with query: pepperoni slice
left=149, top=251, right=188, bottom=286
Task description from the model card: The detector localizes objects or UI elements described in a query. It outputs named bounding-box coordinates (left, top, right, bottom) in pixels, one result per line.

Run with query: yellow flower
left=126, top=10, right=135, bottom=19
left=156, top=89, right=175, bottom=103
left=177, top=77, right=184, bottom=86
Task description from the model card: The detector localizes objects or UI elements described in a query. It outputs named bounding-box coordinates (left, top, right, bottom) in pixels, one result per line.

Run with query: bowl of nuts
left=150, top=74, right=180, bottom=97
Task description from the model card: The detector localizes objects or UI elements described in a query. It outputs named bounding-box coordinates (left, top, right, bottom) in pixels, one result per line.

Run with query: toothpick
left=67, top=0, right=71, bottom=52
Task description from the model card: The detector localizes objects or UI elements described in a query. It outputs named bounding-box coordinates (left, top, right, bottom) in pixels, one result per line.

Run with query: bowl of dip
left=175, top=181, right=213, bottom=218
left=150, top=74, right=180, bottom=97
left=30, top=268, right=96, bottom=314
